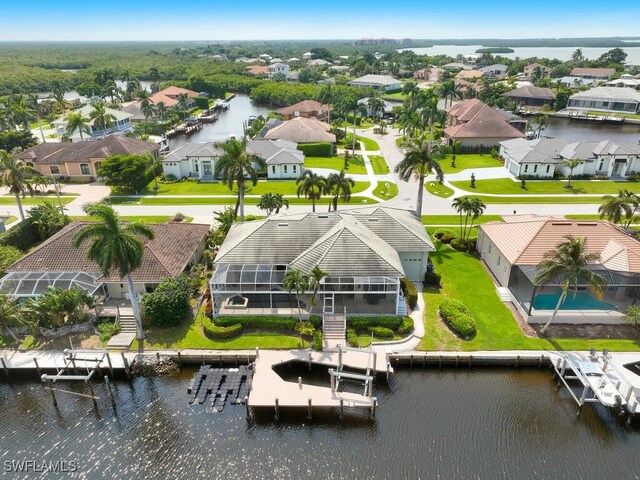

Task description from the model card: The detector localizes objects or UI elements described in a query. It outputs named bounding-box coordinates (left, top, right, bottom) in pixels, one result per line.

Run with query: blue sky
left=1, top=0, right=640, bottom=41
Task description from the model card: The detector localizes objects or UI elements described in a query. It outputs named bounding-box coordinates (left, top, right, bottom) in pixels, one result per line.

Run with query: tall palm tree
left=72, top=202, right=155, bottom=341
left=296, top=170, right=327, bottom=213
left=452, top=196, right=486, bottom=240
left=26, top=94, right=47, bottom=143
left=148, top=67, right=161, bottom=93
left=213, top=138, right=265, bottom=222
left=155, top=101, right=168, bottom=122
left=599, top=189, right=639, bottom=228
left=531, top=114, right=548, bottom=139
left=176, top=93, right=189, bottom=120
left=147, top=154, right=163, bottom=192
left=10, top=94, right=34, bottom=131
left=257, top=192, right=289, bottom=216
left=0, top=149, right=37, bottom=221
left=65, top=112, right=90, bottom=140
left=51, top=81, right=67, bottom=114
left=140, top=97, right=155, bottom=123
left=402, top=80, right=419, bottom=109
left=394, top=141, right=444, bottom=216
left=327, top=170, right=355, bottom=211
left=561, top=158, right=584, bottom=188
left=367, top=96, right=385, bottom=120
left=308, top=265, right=328, bottom=318
left=90, top=101, right=116, bottom=136
left=438, top=80, right=461, bottom=108
left=282, top=268, right=310, bottom=319
left=534, top=236, right=607, bottom=334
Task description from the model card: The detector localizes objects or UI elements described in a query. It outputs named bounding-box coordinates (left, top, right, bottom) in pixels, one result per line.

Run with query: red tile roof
left=276, top=100, right=330, bottom=116
left=444, top=99, right=524, bottom=140
left=149, top=86, right=199, bottom=107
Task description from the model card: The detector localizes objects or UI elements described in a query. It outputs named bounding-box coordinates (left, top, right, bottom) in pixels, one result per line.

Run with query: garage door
left=401, top=255, right=423, bottom=281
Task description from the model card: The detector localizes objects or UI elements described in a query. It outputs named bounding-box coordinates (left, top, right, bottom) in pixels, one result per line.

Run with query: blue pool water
left=532, top=290, right=615, bottom=310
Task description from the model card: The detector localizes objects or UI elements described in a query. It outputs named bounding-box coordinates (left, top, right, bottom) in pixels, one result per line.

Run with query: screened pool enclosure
left=0, top=271, right=103, bottom=299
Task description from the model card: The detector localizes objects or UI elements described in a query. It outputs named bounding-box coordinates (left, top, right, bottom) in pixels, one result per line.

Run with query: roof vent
left=317, top=214, right=328, bottom=219
left=576, top=222, right=598, bottom=226
left=550, top=222, right=572, bottom=225
left=278, top=223, right=289, bottom=227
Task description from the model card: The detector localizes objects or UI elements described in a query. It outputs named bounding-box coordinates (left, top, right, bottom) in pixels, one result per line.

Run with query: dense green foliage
left=0, top=214, right=68, bottom=251
left=97, top=320, right=121, bottom=343
left=398, top=317, right=415, bottom=335
left=346, top=328, right=358, bottom=347
left=0, top=130, right=38, bottom=152
left=367, top=326, right=394, bottom=338
left=25, top=285, right=93, bottom=328
left=141, top=274, right=192, bottom=327
left=439, top=299, right=477, bottom=338
left=0, top=245, right=22, bottom=274
left=98, top=153, right=153, bottom=193
left=400, top=278, right=418, bottom=309
left=424, top=271, right=442, bottom=286
left=347, top=316, right=404, bottom=331
left=312, top=330, right=323, bottom=351
left=203, top=318, right=244, bottom=339
left=297, top=142, right=333, bottom=156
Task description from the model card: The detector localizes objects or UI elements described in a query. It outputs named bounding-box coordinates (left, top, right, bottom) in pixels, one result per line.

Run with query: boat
left=578, top=361, right=625, bottom=407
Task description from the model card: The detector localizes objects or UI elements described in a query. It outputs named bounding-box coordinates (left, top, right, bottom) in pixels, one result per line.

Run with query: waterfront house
left=210, top=207, right=434, bottom=315
left=276, top=100, right=331, bottom=121
left=52, top=104, right=133, bottom=141
left=18, top=135, right=159, bottom=180
left=606, top=74, right=640, bottom=89
left=570, top=67, right=615, bottom=80
left=307, top=59, right=332, bottom=67
left=413, top=67, right=445, bottom=83
left=268, top=63, right=291, bottom=79
left=479, top=64, right=508, bottom=79
left=567, top=87, right=640, bottom=114
left=262, top=117, right=336, bottom=145
left=443, top=99, right=524, bottom=147
left=558, top=76, right=598, bottom=88
left=499, top=137, right=569, bottom=178
left=149, top=86, right=199, bottom=108
left=347, top=74, right=402, bottom=92
left=523, top=63, right=551, bottom=79
left=0, top=222, right=210, bottom=301
left=246, top=65, right=270, bottom=77
left=477, top=215, right=640, bottom=324
left=501, top=85, right=556, bottom=107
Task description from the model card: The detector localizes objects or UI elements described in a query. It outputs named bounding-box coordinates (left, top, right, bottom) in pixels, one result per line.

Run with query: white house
left=246, top=139, right=305, bottom=180
left=567, top=87, right=640, bottom=114
left=268, top=63, right=290, bottom=79
left=347, top=74, right=402, bottom=92
left=161, top=143, right=222, bottom=180
left=479, top=64, right=508, bottom=79
left=52, top=104, right=133, bottom=141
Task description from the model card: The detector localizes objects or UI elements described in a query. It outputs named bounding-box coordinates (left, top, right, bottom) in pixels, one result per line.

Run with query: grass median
left=141, top=180, right=369, bottom=196
left=109, top=195, right=378, bottom=206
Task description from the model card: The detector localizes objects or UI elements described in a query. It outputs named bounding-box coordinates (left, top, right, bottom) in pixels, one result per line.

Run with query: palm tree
left=296, top=170, right=327, bottom=213
left=367, top=96, right=385, bottom=120
left=147, top=154, right=163, bottom=191
left=10, top=94, right=34, bottom=131
left=402, top=80, right=419, bottom=109
left=308, top=265, right=328, bottom=318
left=65, top=112, right=90, bottom=140
left=148, top=67, right=161, bottom=93
left=140, top=97, right=155, bottom=123
left=213, top=138, right=266, bottom=222
left=561, top=158, right=584, bottom=188
left=257, top=192, right=289, bottom=216
left=103, top=79, right=121, bottom=103
left=89, top=101, right=116, bottom=136
left=326, top=170, right=355, bottom=211
left=155, top=101, right=168, bottom=122
left=623, top=305, right=640, bottom=329
left=282, top=268, right=310, bottom=319
left=599, top=189, right=639, bottom=228
left=51, top=81, right=67, bottom=114
left=26, top=94, right=47, bottom=143
left=394, top=141, right=444, bottom=216
left=0, top=149, right=37, bottom=221
left=451, top=140, right=462, bottom=168
left=531, top=114, right=548, bottom=139
left=451, top=196, right=485, bottom=240
left=534, top=236, right=607, bottom=334
left=176, top=93, right=189, bottom=119
left=72, top=202, right=155, bottom=341
left=438, top=80, right=461, bottom=108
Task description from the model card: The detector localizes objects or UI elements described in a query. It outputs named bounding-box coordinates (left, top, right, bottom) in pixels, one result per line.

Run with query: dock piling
left=1, top=357, right=9, bottom=380
left=274, top=398, right=279, bottom=421
left=106, top=352, right=114, bottom=377
left=370, top=397, right=377, bottom=419
left=45, top=377, right=57, bottom=407
left=120, top=353, right=131, bottom=380
left=177, top=351, right=183, bottom=367
left=104, top=375, right=116, bottom=410
left=339, top=399, right=344, bottom=419
left=468, top=355, right=473, bottom=368
left=33, top=357, right=42, bottom=378
left=307, top=398, right=312, bottom=420
left=298, top=376, right=302, bottom=389
left=86, top=380, right=98, bottom=410
left=245, top=396, right=250, bottom=421
left=515, top=355, right=520, bottom=368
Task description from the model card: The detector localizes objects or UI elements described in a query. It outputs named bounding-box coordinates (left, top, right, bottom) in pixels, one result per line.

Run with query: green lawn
left=420, top=239, right=640, bottom=351
left=71, top=215, right=193, bottom=223
left=382, top=92, right=408, bottom=100
left=132, top=313, right=306, bottom=350
left=0, top=215, right=18, bottom=225
left=356, top=333, right=403, bottom=347
left=0, top=196, right=75, bottom=205
left=425, top=181, right=454, bottom=198
left=369, top=155, right=389, bottom=175
left=421, top=214, right=503, bottom=225
left=357, top=135, right=380, bottom=151
left=451, top=178, right=635, bottom=195
left=110, top=195, right=378, bottom=206
left=460, top=195, right=602, bottom=204
left=304, top=155, right=367, bottom=174
left=372, top=181, right=399, bottom=200
left=438, top=154, right=503, bottom=174
left=142, top=180, right=369, bottom=196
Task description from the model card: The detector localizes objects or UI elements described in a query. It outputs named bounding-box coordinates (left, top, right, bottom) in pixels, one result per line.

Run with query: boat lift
left=329, top=345, right=378, bottom=399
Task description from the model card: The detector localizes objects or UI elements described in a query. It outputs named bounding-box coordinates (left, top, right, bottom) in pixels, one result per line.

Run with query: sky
left=1, top=0, right=640, bottom=41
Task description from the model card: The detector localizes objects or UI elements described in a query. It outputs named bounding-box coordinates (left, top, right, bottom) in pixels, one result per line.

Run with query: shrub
left=367, top=326, right=394, bottom=338
left=398, top=317, right=414, bottom=335
left=141, top=274, right=192, bottom=327
left=0, top=245, right=22, bottom=274
left=164, top=173, right=177, bottom=181
left=490, top=148, right=499, bottom=159
left=244, top=215, right=257, bottom=222
left=295, top=321, right=316, bottom=337
left=433, top=228, right=454, bottom=240
left=308, top=315, right=322, bottom=329
left=346, top=328, right=358, bottom=347
left=439, top=299, right=476, bottom=338
left=194, top=96, right=210, bottom=110
left=312, top=330, right=323, bottom=351
left=347, top=316, right=403, bottom=332
left=440, top=232, right=456, bottom=244
left=450, top=238, right=467, bottom=252
left=424, top=271, right=441, bottom=286
left=172, top=212, right=185, bottom=222
left=628, top=172, right=640, bottom=182
left=0, top=218, right=41, bottom=251
left=203, top=318, right=243, bottom=339
left=215, top=315, right=297, bottom=330
left=97, top=320, right=120, bottom=343
left=297, top=142, right=333, bottom=157
left=400, top=278, right=418, bottom=309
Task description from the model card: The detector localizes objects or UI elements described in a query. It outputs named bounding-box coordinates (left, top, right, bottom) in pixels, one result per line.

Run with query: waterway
left=545, top=117, right=640, bottom=143
left=1, top=367, right=639, bottom=479
left=402, top=45, right=640, bottom=64
left=168, top=94, right=273, bottom=150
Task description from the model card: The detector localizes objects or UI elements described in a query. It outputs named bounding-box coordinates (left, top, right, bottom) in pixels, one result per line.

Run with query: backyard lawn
left=451, top=178, right=635, bottom=195
left=420, top=237, right=640, bottom=351
left=140, top=180, right=369, bottom=196
left=372, top=181, right=398, bottom=200
left=438, top=154, right=503, bottom=174
left=304, top=155, right=367, bottom=174
left=425, top=181, right=454, bottom=198
left=369, top=155, right=390, bottom=175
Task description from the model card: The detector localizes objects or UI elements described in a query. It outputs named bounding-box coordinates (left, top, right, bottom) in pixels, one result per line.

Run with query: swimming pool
left=532, top=290, right=616, bottom=311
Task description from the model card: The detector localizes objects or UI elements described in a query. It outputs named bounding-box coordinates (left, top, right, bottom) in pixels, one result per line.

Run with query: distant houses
left=522, top=63, right=551, bottom=79
left=606, top=74, right=640, bottom=90
left=567, top=86, right=640, bottom=114
left=570, top=67, right=616, bottom=80
left=455, top=70, right=485, bottom=80
left=501, top=85, right=556, bottom=107
left=347, top=74, right=402, bottom=92
left=479, top=64, right=508, bottom=79
left=268, top=63, right=291, bottom=79
left=149, top=86, right=199, bottom=108
left=413, top=67, right=445, bottom=83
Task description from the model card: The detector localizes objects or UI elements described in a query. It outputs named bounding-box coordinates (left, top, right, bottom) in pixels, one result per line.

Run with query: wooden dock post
left=307, top=398, right=312, bottom=420
left=577, top=385, right=589, bottom=416
left=234, top=354, right=238, bottom=367
left=515, top=355, right=520, bottom=368
left=45, top=377, right=57, bottom=407
left=329, top=369, right=336, bottom=394
left=106, top=352, right=114, bottom=377
left=307, top=349, right=312, bottom=372
left=455, top=355, right=459, bottom=368
left=86, top=380, right=98, bottom=410
left=1, top=357, right=8, bottom=380
left=439, top=355, right=442, bottom=368
left=339, top=398, right=344, bottom=419
left=338, top=345, right=343, bottom=367
left=245, top=396, right=250, bottom=421
left=538, top=354, right=544, bottom=368
left=177, top=351, right=183, bottom=367
left=120, top=353, right=131, bottom=380
left=71, top=355, right=78, bottom=375
left=298, top=376, right=302, bottom=389
left=468, top=355, right=473, bottom=368
left=201, top=354, right=205, bottom=365
left=370, top=397, right=377, bottom=419
left=274, top=398, right=280, bottom=421
left=255, top=347, right=260, bottom=359
left=104, top=375, right=116, bottom=410
left=410, top=354, right=413, bottom=367
left=33, top=358, right=42, bottom=378
left=218, top=354, right=223, bottom=367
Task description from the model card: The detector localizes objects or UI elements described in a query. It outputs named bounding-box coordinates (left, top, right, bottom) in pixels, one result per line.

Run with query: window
left=524, top=165, right=529, bottom=173
left=195, top=163, right=199, bottom=172
left=293, top=165, right=297, bottom=173
left=284, top=165, right=288, bottom=173
left=533, top=165, right=538, bottom=173
left=546, top=165, right=550, bottom=173
left=80, top=163, right=90, bottom=175
left=50, top=165, right=60, bottom=174
left=599, top=160, right=604, bottom=171
left=272, top=166, right=276, bottom=174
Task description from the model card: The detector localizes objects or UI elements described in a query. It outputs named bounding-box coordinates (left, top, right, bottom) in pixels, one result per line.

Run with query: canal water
left=544, top=117, right=640, bottom=143
left=1, top=367, right=639, bottom=479
left=168, top=94, right=274, bottom=150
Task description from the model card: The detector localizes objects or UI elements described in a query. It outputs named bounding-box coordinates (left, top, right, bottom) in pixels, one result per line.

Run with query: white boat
left=578, top=361, right=625, bottom=408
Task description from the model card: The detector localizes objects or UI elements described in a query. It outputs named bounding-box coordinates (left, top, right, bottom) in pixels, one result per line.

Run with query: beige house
left=18, top=135, right=160, bottom=180
left=276, top=100, right=331, bottom=120
left=523, top=63, right=551, bottom=79
left=455, top=70, right=485, bottom=80
left=263, top=117, right=336, bottom=144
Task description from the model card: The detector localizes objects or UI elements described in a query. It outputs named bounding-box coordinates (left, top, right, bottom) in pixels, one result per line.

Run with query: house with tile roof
left=523, top=63, right=551, bottom=79
left=0, top=222, right=210, bottom=301
left=18, top=135, right=159, bottom=180
left=478, top=215, right=640, bottom=323
left=567, top=86, right=640, bottom=114
left=455, top=69, right=485, bottom=80
left=347, top=74, right=402, bottom=92
left=444, top=99, right=525, bottom=147
left=275, top=100, right=331, bottom=120
left=570, top=67, right=615, bottom=80
left=262, top=117, right=336, bottom=145
left=149, top=86, right=199, bottom=108
left=210, top=207, right=434, bottom=315
left=51, top=104, right=133, bottom=141
left=246, top=139, right=305, bottom=179
left=501, top=85, right=556, bottom=107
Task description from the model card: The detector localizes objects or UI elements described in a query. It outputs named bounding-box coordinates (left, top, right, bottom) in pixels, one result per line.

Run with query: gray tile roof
left=593, top=140, right=640, bottom=156
left=500, top=138, right=569, bottom=165
left=246, top=139, right=304, bottom=165
left=163, top=142, right=222, bottom=163
left=569, top=86, right=640, bottom=103
left=558, top=141, right=600, bottom=161
left=502, top=85, right=556, bottom=100
left=348, top=74, right=401, bottom=86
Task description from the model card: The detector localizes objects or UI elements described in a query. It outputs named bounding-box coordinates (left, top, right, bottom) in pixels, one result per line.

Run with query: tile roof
left=6, top=222, right=210, bottom=282
left=502, top=85, right=556, bottom=100
left=18, top=135, right=159, bottom=165
left=445, top=99, right=524, bottom=140
left=348, top=74, right=401, bottom=86
left=263, top=117, right=336, bottom=143
left=455, top=70, right=485, bottom=79
left=276, top=100, right=330, bottom=116
left=162, top=142, right=223, bottom=163
left=571, top=67, right=615, bottom=77
left=500, top=138, right=569, bottom=165
left=569, top=86, right=640, bottom=103
left=149, top=86, right=199, bottom=107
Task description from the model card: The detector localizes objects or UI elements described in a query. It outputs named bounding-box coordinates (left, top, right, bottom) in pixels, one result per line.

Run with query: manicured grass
left=451, top=178, right=636, bottom=195
left=142, top=180, right=369, bottom=196
left=438, top=154, right=503, bottom=174
left=460, top=195, right=602, bottom=204
left=110, top=195, right=378, bottom=206
left=421, top=214, right=503, bottom=225
left=369, top=155, right=389, bottom=175
left=382, top=92, right=408, bottom=100
left=357, top=135, right=380, bottom=151
left=132, top=312, right=306, bottom=350
left=0, top=215, right=18, bottom=225
left=304, top=155, right=367, bottom=174
left=71, top=215, right=193, bottom=223
left=425, top=181, right=454, bottom=198
left=356, top=333, right=403, bottom=347
left=420, top=239, right=640, bottom=351
left=372, top=181, right=399, bottom=200
left=0, top=196, right=75, bottom=205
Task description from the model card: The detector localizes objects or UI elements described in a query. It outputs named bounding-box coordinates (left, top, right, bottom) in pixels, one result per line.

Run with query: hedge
left=439, top=299, right=477, bottom=338
left=367, top=326, right=394, bottom=338
left=194, top=96, right=210, bottom=110
left=0, top=218, right=41, bottom=251
left=297, top=142, right=333, bottom=157
left=203, top=319, right=244, bottom=339
left=346, top=328, right=358, bottom=347
left=424, top=271, right=441, bottom=287
left=0, top=245, right=23, bottom=275
left=398, top=317, right=414, bottom=335
left=400, top=278, right=418, bottom=309
left=313, top=331, right=323, bottom=351
left=215, top=315, right=297, bottom=330
left=451, top=238, right=477, bottom=254
left=347, top=316, right=404, bottom=332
